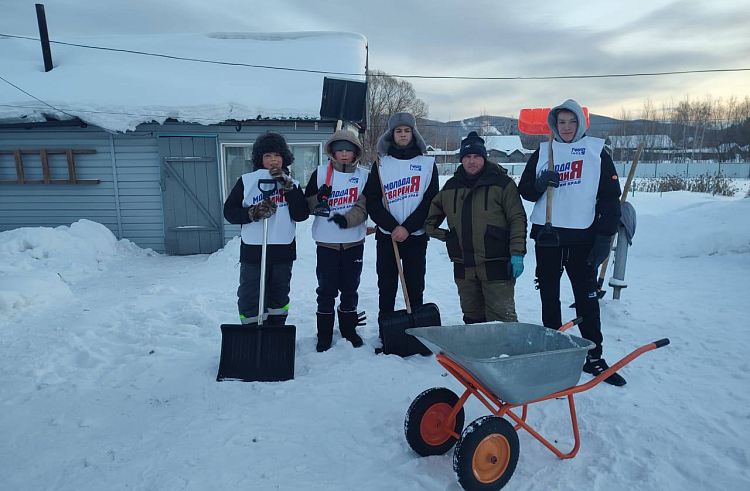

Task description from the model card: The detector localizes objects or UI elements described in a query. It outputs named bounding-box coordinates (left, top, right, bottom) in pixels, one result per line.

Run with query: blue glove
left=510, top=255, right=524, bottom=279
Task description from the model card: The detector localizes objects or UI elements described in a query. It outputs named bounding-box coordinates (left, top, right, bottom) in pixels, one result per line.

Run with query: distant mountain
left=417, top=114, right=623, bottom=151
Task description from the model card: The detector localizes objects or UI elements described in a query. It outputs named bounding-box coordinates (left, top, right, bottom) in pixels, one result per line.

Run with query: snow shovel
left=570, top=143, right=643, bottom=307
left=217, top=178, right=296, bottom=382
left=312, top=162, right=334, bottom=217
left=375, top=159, right=437, bottom=357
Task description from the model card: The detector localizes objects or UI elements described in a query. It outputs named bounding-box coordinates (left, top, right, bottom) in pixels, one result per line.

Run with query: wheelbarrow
left=403, top=318, right=669, bottom=491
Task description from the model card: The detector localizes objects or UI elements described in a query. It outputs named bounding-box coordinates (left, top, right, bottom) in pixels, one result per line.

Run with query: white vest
left=240, top=169, right=300, bottom=245
left=530, top=136, right=604, bottom=229
left=377, top=155, right=435, bottom=236
left=311, top=164, right=369, bottom=243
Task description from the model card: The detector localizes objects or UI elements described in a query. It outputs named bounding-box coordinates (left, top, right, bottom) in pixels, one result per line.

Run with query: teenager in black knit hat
left=223, top=132, right=309, bottom=326
left=362, top=112, right=439, bottom=343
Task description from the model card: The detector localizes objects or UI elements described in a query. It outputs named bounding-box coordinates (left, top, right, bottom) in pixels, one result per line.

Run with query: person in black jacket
left=519, top=99, right=625, bottom=386
left=363, top=112, right=439, bottom=320
left=223, top=132, right=309, bottom=326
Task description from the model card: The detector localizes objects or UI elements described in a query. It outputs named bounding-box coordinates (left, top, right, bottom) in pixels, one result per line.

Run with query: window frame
left=220, top=141, right=324, bottom=200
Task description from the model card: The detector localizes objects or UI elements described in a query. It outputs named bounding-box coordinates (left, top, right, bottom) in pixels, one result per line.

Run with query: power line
left=0, top=102, right=744, bottom=129
left=0, top=75, right=79, bottom=120
left=2, top=32, right=749, bottom=81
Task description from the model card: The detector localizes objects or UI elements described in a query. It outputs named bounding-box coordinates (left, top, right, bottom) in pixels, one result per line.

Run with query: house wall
left=0, top=121, right=336, bottom=253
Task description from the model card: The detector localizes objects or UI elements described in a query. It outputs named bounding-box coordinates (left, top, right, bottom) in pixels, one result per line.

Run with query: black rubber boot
left=583, top=355, right=627, bottom=386
left=316, top=312, right=334, bottom=352
left=338, top=309, right=365, bottom=348
left=266, top=315, right=287, bottom=326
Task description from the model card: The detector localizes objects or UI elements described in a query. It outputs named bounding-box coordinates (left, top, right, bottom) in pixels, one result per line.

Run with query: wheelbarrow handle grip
left=558, top=316, right=584, bottom=333
left=653, top=338, right=670, bottom=349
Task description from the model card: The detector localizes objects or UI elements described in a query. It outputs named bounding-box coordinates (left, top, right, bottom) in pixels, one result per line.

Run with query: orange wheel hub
left=471, top=434, right=511, bottom=484
left=419, top=403, right=454, bottom=446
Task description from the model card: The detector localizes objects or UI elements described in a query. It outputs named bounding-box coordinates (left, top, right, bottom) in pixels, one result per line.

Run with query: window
left=221, top=142, right=322, bottom=198
left=222, top=144, right=253, bottom=198
left=289, top=143, right=322, bottom=190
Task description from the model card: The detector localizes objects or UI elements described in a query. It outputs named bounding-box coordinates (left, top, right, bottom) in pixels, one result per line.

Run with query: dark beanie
left=331, top=140, right=358, bottom=154
left=459, top=131, right=488, bottom=162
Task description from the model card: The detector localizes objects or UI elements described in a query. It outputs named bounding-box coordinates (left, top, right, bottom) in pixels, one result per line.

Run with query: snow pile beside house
left=0, top=219, right=147, bottom=315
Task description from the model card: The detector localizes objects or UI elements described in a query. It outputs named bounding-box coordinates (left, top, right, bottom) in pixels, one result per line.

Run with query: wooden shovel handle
left=375, top=157, right=412, bottom=313
left=597, top=142, right=644, bottom=281
left=546, top=134, right=554, bottom=223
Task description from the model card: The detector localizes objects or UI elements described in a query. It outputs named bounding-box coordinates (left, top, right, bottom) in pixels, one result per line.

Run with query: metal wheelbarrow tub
left=406, top=323, right=595, bottom=405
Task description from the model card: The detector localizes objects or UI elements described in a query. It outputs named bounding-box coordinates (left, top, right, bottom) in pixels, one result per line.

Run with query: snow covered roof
left=0, top=32, right=367, bottom=132
left=608, top=135, right=675, bottom=149
left=483, top=135, right=529, bottom=155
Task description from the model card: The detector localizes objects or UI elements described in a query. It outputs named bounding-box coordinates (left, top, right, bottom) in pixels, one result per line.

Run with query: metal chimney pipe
left=35, top=4, right=53, bottom=72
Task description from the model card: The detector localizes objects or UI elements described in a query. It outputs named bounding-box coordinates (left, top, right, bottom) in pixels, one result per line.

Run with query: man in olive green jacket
left=424, top=132, right=527, bottom=323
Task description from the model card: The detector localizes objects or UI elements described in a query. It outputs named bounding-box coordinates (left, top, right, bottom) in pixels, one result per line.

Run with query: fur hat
left=459, top=131, right=488, bottom=162
left=376, top=112, right=427, bottom=155
left=252, top=132, right=294, bottom=170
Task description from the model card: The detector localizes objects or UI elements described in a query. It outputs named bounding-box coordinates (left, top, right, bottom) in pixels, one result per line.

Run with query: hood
left=547, top=99, right=587, bottom=143
left=324, top=129, right=364, bottom=172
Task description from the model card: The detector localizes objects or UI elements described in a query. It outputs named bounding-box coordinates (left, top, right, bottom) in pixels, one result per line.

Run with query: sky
left=1, top=0, right=749, bottom=121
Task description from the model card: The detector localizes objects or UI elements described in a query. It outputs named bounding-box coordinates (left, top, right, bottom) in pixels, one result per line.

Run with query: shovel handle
left=545, top=134, right=554, bottom=222
left=375, top=158, right=412, bottom=313
left=258, top=179, right=277, bottom=200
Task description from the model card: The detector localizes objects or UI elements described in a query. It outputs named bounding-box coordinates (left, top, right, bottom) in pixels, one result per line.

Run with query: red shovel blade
left=518, top=107, right=590, bottom=135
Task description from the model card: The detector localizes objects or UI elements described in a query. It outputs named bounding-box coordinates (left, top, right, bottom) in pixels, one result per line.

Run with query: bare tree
left=363, top=69, right=429, bottom=164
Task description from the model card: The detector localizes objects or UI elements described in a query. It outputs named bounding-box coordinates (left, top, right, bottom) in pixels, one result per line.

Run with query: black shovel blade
left=312, top=202, right=331, bottom=217
left=216, top=324, right=296, bottom=382
left=536, top=222, right=560, bottom=247
left=379, top=303, right=440, bottom=357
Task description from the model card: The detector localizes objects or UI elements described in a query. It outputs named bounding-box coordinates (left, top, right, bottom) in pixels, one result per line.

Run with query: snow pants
left=237, top=261, right=292, bottom=325
left=315, top=244, right=364, bottom=314
left=535, top=243, right=603, bottom=358
left=454, top=266, right=517, bottom=323
left=376, top=233, right=428, bottom=314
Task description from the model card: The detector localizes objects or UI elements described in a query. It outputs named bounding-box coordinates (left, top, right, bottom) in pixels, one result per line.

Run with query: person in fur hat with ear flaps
left=304, top=130, right=370, bottom=352
left=223, top=132, right=309, bottom=326
left=362, top=112, right=439, bottom=342
left=518, top=99, right=625, bottom=386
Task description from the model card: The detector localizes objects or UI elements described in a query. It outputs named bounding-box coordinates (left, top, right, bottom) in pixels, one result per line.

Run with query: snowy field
left=1, top=180, right=749, bottom=491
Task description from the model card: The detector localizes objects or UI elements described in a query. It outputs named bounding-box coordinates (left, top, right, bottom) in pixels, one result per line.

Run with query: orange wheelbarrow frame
left=429, top=318, right=670, bottom=459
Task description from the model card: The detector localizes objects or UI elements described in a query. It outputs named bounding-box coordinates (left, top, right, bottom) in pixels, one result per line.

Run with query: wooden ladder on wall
left=0, top=149, right=99, bottom=185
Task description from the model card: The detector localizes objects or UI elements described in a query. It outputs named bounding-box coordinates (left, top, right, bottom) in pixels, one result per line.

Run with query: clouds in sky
left=3, top=0, right=749, bottom=120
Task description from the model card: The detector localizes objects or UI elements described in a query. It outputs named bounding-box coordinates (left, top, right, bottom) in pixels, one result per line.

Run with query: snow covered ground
left=1, top=182, right=749, bottom=491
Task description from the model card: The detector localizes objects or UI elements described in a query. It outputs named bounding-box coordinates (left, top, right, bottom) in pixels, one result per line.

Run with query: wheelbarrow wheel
left=405, top=387, right=465, bottom=456
left=453, top=416, right=519, bottom=491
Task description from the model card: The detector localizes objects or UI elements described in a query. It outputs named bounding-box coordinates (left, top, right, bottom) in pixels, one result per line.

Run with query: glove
left=510, top=255, right=524, bottom=279
left=328, top=214, right=348, bottom=229
left=534, top=170, right=560, bottom=193
left=270, top=166, right=294, bottom=191
left=248, top=199, right=277, bottom=221
left=317, top=184, right=332, bottom=203
left=587, top=235, right=612, bottom=267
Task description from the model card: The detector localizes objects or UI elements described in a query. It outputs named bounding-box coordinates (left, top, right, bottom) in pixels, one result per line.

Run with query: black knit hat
left=252, top=132, right=294, bottom=170
left=459, top=131, right=488, bottom=162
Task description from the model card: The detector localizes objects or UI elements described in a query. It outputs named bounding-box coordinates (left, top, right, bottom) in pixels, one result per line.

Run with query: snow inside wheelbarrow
left=406, top=323, right=595, bottom=405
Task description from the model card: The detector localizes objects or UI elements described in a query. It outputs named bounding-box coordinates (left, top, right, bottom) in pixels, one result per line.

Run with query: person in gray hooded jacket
left=519, top=99, right=625, bottom=386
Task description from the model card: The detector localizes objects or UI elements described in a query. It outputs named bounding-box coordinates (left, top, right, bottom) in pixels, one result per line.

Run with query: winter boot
left=463, top=315, right=487, bottom=325
left=338, top=309, right=365, bottom=348
left=583, top=355, right=627, bottom=386
left=316, top=312, right=335, bottom=352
